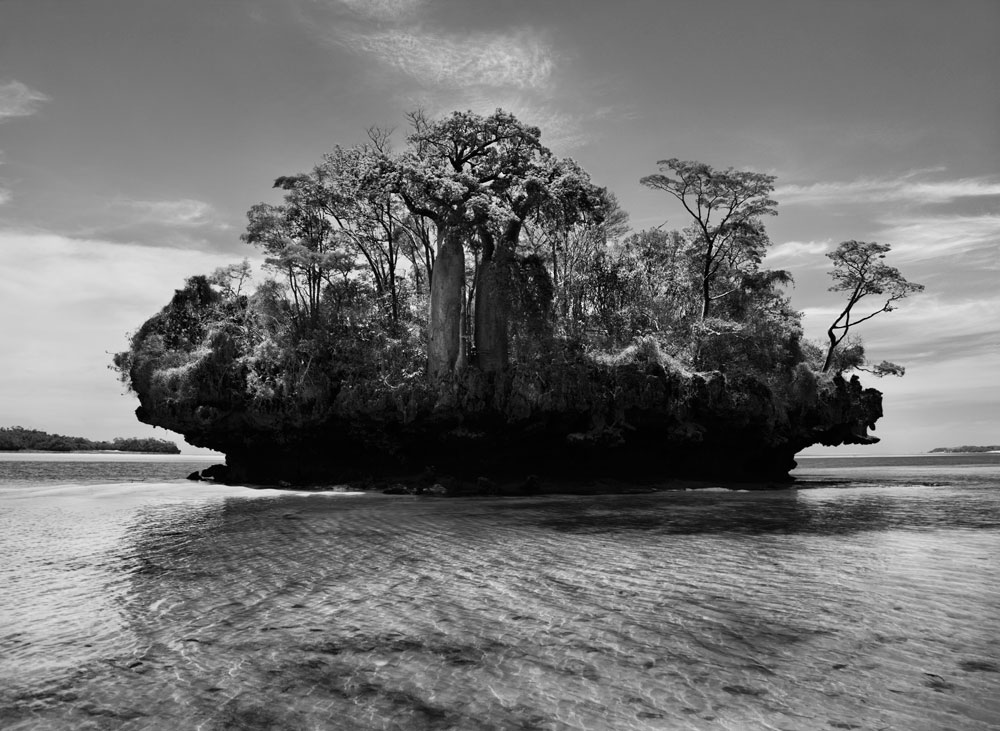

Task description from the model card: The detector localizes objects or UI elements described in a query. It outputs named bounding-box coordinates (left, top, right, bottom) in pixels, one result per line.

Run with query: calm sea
left=1, top=452, right=998, bottom=731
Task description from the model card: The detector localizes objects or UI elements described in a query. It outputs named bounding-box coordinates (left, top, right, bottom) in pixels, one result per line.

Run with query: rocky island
left=114, top=111, right=908, bottom=489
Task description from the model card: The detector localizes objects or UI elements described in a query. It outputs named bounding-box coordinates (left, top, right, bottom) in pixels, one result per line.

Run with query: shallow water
left=1, top=453, right=998, bottom=730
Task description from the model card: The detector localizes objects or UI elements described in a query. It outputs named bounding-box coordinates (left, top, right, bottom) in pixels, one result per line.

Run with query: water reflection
left=3, top=485, right=1000, bottom=730
left=519, top=487, right=1000, bottom=534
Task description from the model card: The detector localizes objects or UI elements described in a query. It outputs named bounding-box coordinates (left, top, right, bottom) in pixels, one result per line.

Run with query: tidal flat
left=1, top=454, right=998, bottom=730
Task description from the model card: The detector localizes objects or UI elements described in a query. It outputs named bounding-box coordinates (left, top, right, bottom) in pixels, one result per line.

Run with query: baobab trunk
left=474, top=252, right=509, bottom=373
left=474, top=222, right=519, bottom=373
left=428, top=230, right=465, bottom=378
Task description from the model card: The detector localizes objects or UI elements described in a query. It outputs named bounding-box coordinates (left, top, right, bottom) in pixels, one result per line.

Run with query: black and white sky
left=1, top=0, right=997, bottom=454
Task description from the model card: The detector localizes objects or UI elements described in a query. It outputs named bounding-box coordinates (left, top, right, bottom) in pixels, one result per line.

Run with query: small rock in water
left=185, top=471, right=203, bottom=481
left=200, top=463, right=229, bottom=482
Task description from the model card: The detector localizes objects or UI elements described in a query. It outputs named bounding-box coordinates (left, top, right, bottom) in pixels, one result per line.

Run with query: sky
left=1, top=0, right=997, bottom=455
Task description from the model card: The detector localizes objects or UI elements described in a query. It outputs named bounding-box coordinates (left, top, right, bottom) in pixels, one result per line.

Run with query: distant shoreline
left=929, top=445, right=1000, bottom=454
left=0, top=427, right=180, bottom=454
left=0, top=449, right=183, bottom=455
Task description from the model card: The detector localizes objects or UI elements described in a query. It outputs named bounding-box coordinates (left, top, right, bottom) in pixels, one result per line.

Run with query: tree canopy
left=114, top=109, right=924, bottom=448
left=822, top=240, right=924, bottom=372
left=640, top=159, right=778, bottom=319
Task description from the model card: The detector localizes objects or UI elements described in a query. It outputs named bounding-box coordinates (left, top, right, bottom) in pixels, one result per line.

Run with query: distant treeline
left=0, top=426, right=180, bottom=453
left=929, top=445, right=1000, bottom=453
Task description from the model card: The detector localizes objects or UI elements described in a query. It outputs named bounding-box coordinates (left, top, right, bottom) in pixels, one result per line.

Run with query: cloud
left=402, top=89, right=589, bottom=150
left=333, top=20, right=590, bottom=148
left=74, top=197, right=239, bottom=250
left=0, top=80, right=50, bottom=121
left=332, top=0, right=424, bottom=22
left=336, top=27, right=556, bottom=90
left=877, top=213, right=1000, bottom=264
left=314, top=7, right=592, bottom=149
left=0, top=186, right=10, bottom=206
left=764, top=239, right=832, bottom=264
left=0, top=228, right=253, bottom=440
left=777, top=171, right=1000, bottom=207
left=111, top=198, right=222, bottom=227
left=801, top=290, right=1000, bottom=365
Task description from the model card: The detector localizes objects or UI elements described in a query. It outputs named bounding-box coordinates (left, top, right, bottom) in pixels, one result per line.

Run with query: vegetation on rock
left=112, top=109, right=918, bottom=484
left=822, top=240, right=924, bottom=373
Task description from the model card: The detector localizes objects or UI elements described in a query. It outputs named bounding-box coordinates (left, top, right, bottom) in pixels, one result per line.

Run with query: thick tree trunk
left=475, top=252, right=509, bottom=373
left=428, top=230, right=465, bottom=378
left=474, top=221, right=520, bottom=373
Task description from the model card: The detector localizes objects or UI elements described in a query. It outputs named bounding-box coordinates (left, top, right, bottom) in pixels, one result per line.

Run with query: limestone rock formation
left=131, top=354, right=881, bottom=486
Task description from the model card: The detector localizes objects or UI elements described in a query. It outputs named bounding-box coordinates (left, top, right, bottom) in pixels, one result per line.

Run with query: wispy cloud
left=337, top=27, right=556, bottom=90
left=802, top=290, right=1000, bottom=364
left=777, top=170, right=1000, bottom=206
left=402, top=89, right=589, bottom=150
left=0, top=186, right=10, bottom=206
left=331, top=0, right=425, bottom=22
left=111, top=198, right=223, bottom=228
left=764, top=239, right=832, bottom=264
left=51, top=197, right=241, bottom=250
left=0, top=80, right=50, bottom=121
left=878, top=213, right=1000, bottom=264
left=310, top=4, right=591, bottom=148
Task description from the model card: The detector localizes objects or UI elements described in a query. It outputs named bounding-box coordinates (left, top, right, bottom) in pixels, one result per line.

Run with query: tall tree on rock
left=242, top=189, right=354, bottom=330
left=640, top=159, right=777, bottom=319
left=308, top=140, right=409, bottom=328
left=823, top=240, right=924, bottom=372
left=474, top=155, right=605, bottom=372
left=393, top=110, right=549, bottom=378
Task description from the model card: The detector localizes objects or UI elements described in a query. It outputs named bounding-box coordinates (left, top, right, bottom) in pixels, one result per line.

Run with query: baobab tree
left=394, top=109, right=602, bottom=377
left=473, top=155, right=605, bottom=372
left=390, top=110, right=546, bottom=377
left=823, top=240, right=924, bottom=372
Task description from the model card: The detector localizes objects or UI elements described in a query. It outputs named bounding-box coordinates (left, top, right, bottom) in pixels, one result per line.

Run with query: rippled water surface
left=1, top=453, right=998, bottom=730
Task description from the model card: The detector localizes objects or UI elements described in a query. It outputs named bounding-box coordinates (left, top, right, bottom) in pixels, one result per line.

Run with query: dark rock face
left=132, top=359, right=882, bottom=487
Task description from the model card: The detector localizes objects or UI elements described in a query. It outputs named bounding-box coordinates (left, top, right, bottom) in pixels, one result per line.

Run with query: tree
left=640, top=159, right=777, bottom=319
left=393, top=110, right=551, bottom=377
left=472, top=155, right=605, bottom=371
left=309, top=133, right=417, bottom=328
left=822, top=240, right=924, bottom=372
left=209, top=259, right=253, bottom=299
left=241, top=193, right=354, bottom=329
left=522, top=189, right=627, bottom=343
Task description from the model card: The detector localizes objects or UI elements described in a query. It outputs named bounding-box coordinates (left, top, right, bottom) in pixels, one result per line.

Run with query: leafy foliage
left=640, top=159, right=778, bottom=319
left=822, top=241, right=924, bottom=372
left=113, top=110, right=919, bottom=443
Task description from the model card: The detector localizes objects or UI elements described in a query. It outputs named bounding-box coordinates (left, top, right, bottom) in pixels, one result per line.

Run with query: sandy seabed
left=1, top=457, right=999, bottom=730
